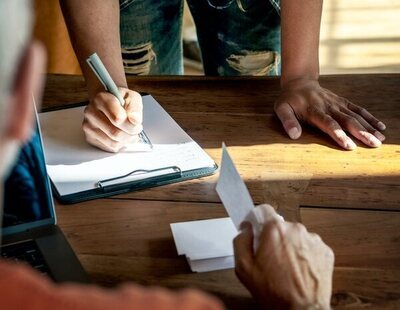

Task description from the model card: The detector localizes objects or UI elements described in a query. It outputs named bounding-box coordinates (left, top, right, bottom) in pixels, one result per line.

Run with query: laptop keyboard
left=1, top=240, right=52, bottom=276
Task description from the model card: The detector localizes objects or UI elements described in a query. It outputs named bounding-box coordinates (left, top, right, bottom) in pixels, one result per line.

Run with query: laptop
left=0, top=111, right=89, bottom=283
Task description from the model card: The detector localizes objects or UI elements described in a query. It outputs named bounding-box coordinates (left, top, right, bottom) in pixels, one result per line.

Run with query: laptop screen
left=2, top=115, right=55, bottom=236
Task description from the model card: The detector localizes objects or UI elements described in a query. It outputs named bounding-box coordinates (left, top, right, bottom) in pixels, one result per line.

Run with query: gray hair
left=0, top=1, right=32, bottom=132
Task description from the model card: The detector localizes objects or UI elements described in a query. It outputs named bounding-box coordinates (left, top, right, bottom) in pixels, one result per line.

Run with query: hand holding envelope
left=171, top=143, right=335, bottom=308
left=216, top=144, right=334, bottom=308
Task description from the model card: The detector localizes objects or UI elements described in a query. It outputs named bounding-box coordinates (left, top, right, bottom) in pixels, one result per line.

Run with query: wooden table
left=42, top=74, right=400, bottom=309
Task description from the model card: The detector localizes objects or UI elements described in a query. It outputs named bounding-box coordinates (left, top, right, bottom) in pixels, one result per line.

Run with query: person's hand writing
left=274, top=78, right=386, bottom=150
left=83, top=87, right=143, bottom=152
left=234, top=206, right=334, bottom=309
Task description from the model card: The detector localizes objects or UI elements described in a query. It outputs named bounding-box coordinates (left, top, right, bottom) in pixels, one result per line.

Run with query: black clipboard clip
left=97, top=166, right=182, bottom=191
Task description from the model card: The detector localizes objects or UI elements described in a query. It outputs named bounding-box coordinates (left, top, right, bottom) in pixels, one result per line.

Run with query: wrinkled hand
left=83, top=87, right=143, bottom=152
left=234, top=206, right=334, bottom=309
left=274, top=78, right=386, bottom=150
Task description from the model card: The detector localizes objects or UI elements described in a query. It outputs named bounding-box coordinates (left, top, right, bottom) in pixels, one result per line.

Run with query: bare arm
left=276, top=0, right=386, bottom=150
left=60, top=0, right=142, bottom=153
left=60, top=0, right=127, bottom=97
left=280, top=0, right=321, bottom=85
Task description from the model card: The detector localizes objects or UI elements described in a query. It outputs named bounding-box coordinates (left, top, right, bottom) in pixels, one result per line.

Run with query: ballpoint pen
left=86, top=52, right=153, bottom=148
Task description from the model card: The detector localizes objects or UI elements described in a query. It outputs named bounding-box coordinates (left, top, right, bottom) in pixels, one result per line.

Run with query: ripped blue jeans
left=119, top=0, right=281, bottom=76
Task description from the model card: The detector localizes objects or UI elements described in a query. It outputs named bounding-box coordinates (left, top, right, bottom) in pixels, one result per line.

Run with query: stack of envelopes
left=170, top=217, right=237, bottom=272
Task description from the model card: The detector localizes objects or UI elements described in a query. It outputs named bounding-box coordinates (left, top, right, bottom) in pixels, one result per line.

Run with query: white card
left=216, top=143, right=254, bottom=229
left=170, top=217, right=237, bottom=260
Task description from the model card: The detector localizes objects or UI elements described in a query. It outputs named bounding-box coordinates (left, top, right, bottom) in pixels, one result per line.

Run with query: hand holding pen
left=83, top=53, right=148, bottom=153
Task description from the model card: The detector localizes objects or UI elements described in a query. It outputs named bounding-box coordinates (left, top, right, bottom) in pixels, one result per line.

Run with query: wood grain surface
left=43, top=74, right=400, bottom=309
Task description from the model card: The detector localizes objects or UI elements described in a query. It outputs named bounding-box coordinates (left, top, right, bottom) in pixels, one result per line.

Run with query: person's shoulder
left=0, top=260, right=24, bottom=278
left=0, top=259, right=50, bottom=287
left=117, top=284, right=225, bottom=310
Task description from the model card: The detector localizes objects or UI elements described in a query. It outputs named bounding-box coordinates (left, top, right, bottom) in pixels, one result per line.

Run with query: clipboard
left=39, top=95, right=218, bottom=204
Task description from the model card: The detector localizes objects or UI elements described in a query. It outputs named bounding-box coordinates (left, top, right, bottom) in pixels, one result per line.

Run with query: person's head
left=0, top=0, right=46, bottom=181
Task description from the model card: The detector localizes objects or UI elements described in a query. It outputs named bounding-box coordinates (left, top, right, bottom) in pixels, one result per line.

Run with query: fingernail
left=345, top=139, right=357, bottom=150
left=288, top=127, right=300, bottom=139
left=377, top=122, right=386, bottom=131
left=369, top=135, right=382, bottom=147
left=374, top=131, right=386, bottom=142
